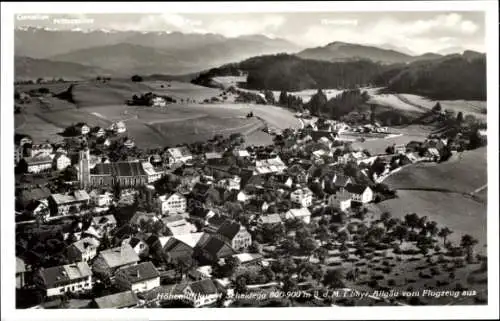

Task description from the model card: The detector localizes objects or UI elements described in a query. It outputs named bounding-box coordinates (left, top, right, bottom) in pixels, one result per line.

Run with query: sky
left=15, top=12, right=485, bottom=54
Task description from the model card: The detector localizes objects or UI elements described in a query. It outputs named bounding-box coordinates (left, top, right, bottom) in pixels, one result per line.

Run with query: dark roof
left=216, top=220, right=241, bottom=240
left=94, top=291, right=138, bottom=309
left=198, top=235, right=235, bottom=258
left=163, top=238, right=193, bottom=253
left=116, top=261, right=159, bottom=283
left=192, top=182, right=211, bottom=195
left=91, top=162, right=147, bottom=177
left=344, top=183, right=369, bottom=194
left=20, top=187, right=51, bottom=203
left=40, top=262, right=92, bottom=289
left=187, top=279, right=218, bottom=296
left=128, top=237, right=142, bottom=249
left=207, top=215, right=227, bottom=229
left=333, top=175, right=351, bottom=187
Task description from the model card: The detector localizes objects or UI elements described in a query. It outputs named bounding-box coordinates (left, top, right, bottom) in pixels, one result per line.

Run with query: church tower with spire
left=78, top=141, right=91, bottom=190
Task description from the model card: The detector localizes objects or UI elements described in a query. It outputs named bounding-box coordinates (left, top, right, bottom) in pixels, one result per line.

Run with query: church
left=78, top=148, right=163, bottom=189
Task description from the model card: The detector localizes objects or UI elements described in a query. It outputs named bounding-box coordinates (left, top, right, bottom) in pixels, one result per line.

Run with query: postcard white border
left=1, top=1, right=498, bottom=320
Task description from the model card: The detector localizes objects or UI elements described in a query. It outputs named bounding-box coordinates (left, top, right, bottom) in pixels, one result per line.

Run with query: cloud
left=205, top=15, right=285, bottom=37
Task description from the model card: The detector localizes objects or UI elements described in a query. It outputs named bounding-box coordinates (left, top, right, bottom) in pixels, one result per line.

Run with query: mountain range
left=297, top=41, right=444, bottom=64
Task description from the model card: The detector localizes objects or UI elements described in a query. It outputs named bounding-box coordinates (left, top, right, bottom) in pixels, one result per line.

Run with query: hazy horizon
left=15, top=12, right=485, bottom=55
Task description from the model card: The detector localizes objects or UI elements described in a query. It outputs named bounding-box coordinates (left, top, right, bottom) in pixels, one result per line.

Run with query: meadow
left=377, top=147, right=487, bottom=249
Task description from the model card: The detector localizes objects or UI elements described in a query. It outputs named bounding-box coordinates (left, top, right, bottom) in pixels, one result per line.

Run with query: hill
left=192, top=54, right=386, bottom=91
left=297, top=41, right=444, bottom=64
left=375, top=53, right=486, bottom=100
left=14, top=56, right=111, bottom=80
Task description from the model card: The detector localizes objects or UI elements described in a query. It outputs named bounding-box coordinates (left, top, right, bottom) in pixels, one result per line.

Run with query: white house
left=66, top=237, right=101, bottom=263
left=152, top=96, right=167, bottom=107
left=141, top=161, right=164, bottom=183
left=157, top=192, right=187, bottom=215
left=35, top=262, right=93, bottom=297
left=215, top=176, right=241, bottom=191
left=283, top=208, right=312, bottom=224
left=237, top=191, right=251, bottom=202
left=290, top=187, right=313, bottom=207
left=166, top=146, right=193, bottom=165
left=124, top=139, right=135, bottom=149
left=89, top=190, right=114, bottom=208
left=53, top=153, right=72, bottom=171
left=328, top=189, right=352, bottom=211
left=111, top=121, right=127, bottom=134
left=25, top=156, right=53, bottom=173
left=254, top=156, right=287, bottom=175
left=114, top=262, right=160, bottom=293
left=344, top=184, right=373, bottom=204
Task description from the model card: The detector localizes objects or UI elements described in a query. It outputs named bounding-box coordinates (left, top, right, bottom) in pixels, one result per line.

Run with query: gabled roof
left=197, top=235, right=235, bottom=258
left=286, top=207, right=311, bottom=218
left=333, top=174, right=352, bottom=187
left=70, top=237, right=100, bottom=253
left=39, top=262, right=92, bottom=289
left=216, top=220, right=242, bottom=240
left=116, top=261, right=159, bottom=283
left=94, top=291, right=138, bottom=309
left=259, top=214, right=283, bottom=224
left=92, top=214, right=117, bottom=227
left=92, top=161, right=147, bottom=177
left=97, top=244, right=140, bottom=269
left=344, top=183, right=370, bottom=195
left=186, top=279, right=218, bottom=296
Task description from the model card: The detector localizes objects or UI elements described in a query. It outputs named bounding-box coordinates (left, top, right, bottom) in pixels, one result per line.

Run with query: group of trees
left=278, top=91, right=304, bottom=111
left=304, top=88, right=370, bottom=119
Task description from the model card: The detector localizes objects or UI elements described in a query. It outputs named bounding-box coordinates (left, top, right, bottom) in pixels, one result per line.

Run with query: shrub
left=131, top=75, right=143, bottom=82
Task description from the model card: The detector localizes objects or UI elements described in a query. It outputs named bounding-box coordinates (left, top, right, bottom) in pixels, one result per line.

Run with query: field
left=15, top=80, right=301, bottom=148
left=376, top=147, right=487, bottom=250
left=351, top=125, right=434, bottom=155
left=367, top=93, right=426, bottom=113
left=398, top=94, right=487, bottom=120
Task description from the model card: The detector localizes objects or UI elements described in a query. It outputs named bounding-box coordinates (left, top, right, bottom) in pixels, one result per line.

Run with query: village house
left=114, top=262, right=160, bottom=293
left=66, top=237, right=101, bottom=263
left=122, top=237, right=150, bottom=258
left=344, top=184, right=374, bottom=204
left=26, top=199, right=50, bottom=220
left=290, top=187, right=313, bottom=207
left=34, top=262, right=93, bottom=297
left=195, top=234, right=236, bottom=264
left=215, top=220, right=252, bottom=251
left=394, top=144, right=406, bottom=154
left=205, top=152, right=224, bottom=165
left=16, top=257, right=27, bottom=289
left=253, top=155, right=287, bottom=175
left=328, top=188, right=352, bottom=211
left=215, top=176, right=241, bottom=191
left=157, top=192, right=187, bottom=215
left=152, top=96, right=167, bottom=107
left=142, top=161, right=164, bottom=183
left=231, top=253, right=263, bottom=266
left=163, top=215, right=197, bottom=236
left=23, top=156, right=53, bottom=174
left=424, top=147, right=441, bottom=162
left=331, top=174, right=353, bottom=189
left=236, top=190, right=252, bottom=202
left=53, top=152, right=72, bottom=171
left=31, top=143, right=54, bottom=157
left=149, top=235, right=198, bottom=266
left=247, top=198, right=269, bottom=213
left=92, top=291, right=139, bottom=309
left=89, top=190, right=114, bottom=208
left=190, top=182, right=220, bottom=208
left=48, top=190, right=90, bottom=217
left=19, top=186, right=51, bottom=209
left=89, top=214, right=117, bottom=238
left=166, top=146, right=193, bottom=165
left=182, top=279, right=221, bottom=308
left=90, top=126, right=106, bottom=138
left=257, top=213, right=283, bottom=227
left=75, top=123, right=90, bottom=136
left=92, top=244, right=140, bottom=278
left=129, top=211, right=160, bottom=229
left=124, top=139, right=135, bottom=149
left=233, top=149, right=251, bottom=159
left=110, top=121, right=127, bottom=134
left=283, top=207, right=312, bottom=224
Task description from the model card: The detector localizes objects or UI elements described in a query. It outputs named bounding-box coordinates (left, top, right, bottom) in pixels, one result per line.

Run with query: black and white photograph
left=1, top=1, right=499, bottom=320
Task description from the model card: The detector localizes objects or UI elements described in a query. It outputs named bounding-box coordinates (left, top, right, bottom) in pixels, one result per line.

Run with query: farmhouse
left=75, top=123, right=90, bottom=136
left=122, top=237, right=149, bottom=257
left=34, top=262, right=92, bottom=297
left=344, top=184, right=373, bottom=204
left=328, top=189, right=352, bottom=211
left=215, top=220, right=252, bottom=251
left=182, top=279, right=221, bottom=308
left=152, top=96, right=167, bottom=107
left=92, top=244, right=140, bottom=277
left=115, top=262, right=160, bottom=293
left=89, top=190, right=114, bottom=207
left=141, top=161, right=164, bottom=183
left=163, top=216, right=197, bottom=236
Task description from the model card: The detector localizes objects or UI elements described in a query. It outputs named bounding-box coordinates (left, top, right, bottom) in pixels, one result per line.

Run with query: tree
left=380, top=212, right=392, bottom=224
left=323, top=269, right=345, bottom=289
left=425, top=221, right=439, bottom=237
left=404, top=213, right=420, bottom=231
left=417, top=216, right=428, bottom=231
left=456, top=112, right=464, bottom=124
left=131, top=75, right=143, bottom=82
left=460, top=234, right=478, bottom=263
left=438, top=227, right=453, bottom=246
left=432, top=102, right=442, bottom=112
left=249, top=241, right=263, bottom=254
left=385, top=145, right=395, bottom=155
left=393, top=225, right=409, bottom=244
